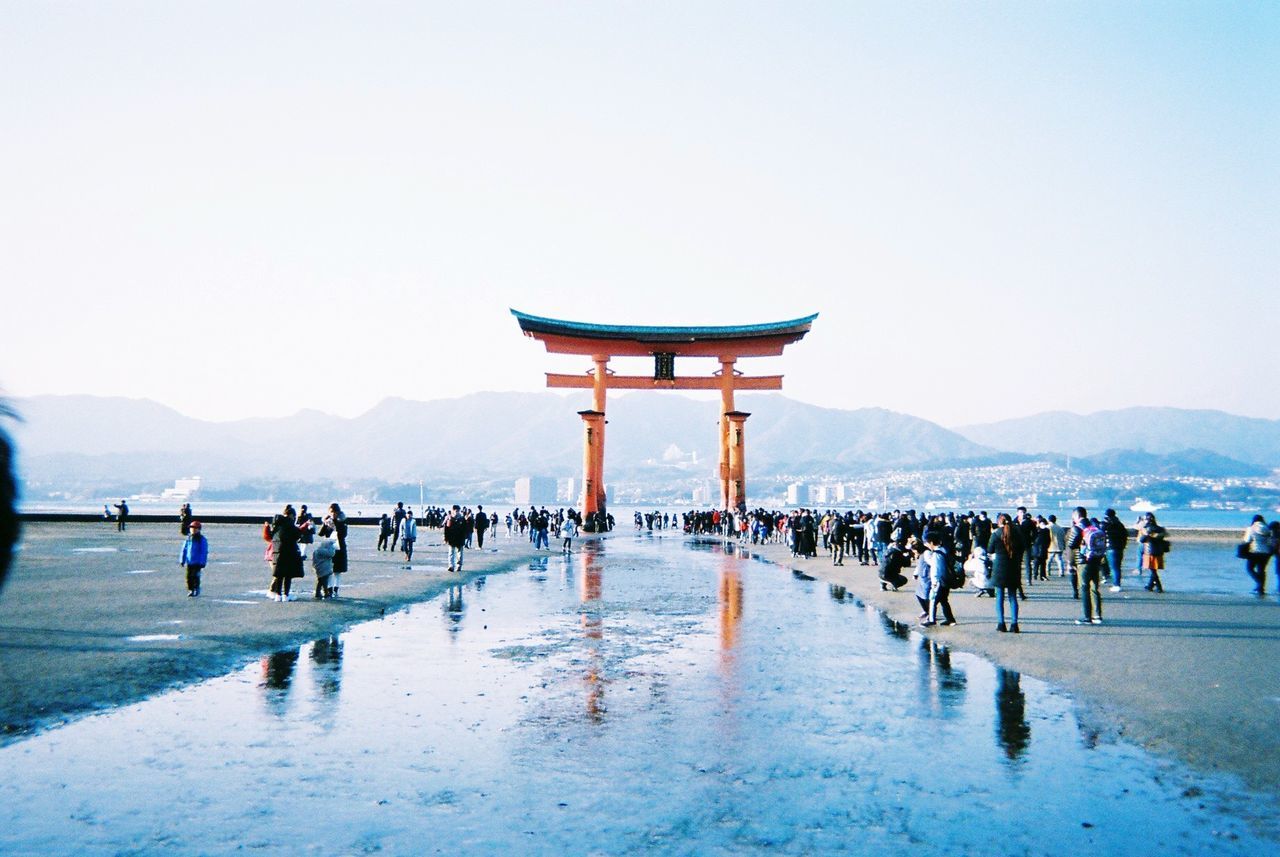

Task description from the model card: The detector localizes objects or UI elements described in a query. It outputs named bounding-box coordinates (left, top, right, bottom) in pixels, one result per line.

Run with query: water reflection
left=995, top=668, right=1031, bottom=764
left=444, top=585, right=465, bottom=634
left=578, top=542, right=605, bottom=723
left=719, top=564, right=744, bottom=655
left=880, top=612, right=911, bottom=641
left=1, top=534, right=1272, bottom=855
left=259, top=648, right=299, bottom=718
left=916, top=638, right=967, bottom=718
left=829, top=583, right=847, bottom=602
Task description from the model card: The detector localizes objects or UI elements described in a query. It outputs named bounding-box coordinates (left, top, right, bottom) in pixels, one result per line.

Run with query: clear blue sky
left=2, top=2, right=1276, bottom=426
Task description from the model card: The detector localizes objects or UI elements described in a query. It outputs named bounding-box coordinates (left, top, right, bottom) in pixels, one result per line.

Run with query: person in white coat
left=400, top=512, right=418, bottom=568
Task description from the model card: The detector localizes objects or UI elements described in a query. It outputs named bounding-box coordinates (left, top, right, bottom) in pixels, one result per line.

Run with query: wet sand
left=3, top=523, right=1278, bottom=809
left=742, top=537, right=1280, bottom=803
left=0, top=521, right=556, bottom=741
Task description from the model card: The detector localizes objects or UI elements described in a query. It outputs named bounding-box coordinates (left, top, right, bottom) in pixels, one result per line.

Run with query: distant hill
left=11, top=392, right=993, bottom=490
left=1071, top=448, right=1268, bottom=478
left=954, top=408, right=1280, bottom=469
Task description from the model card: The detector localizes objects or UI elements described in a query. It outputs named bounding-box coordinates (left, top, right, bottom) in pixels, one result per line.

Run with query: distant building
left=786, top=482, right=809, bottom=506
left=691, top=482, right=714, bottom=506
left=515, top=476, right=558, bottom=506
left=161, top=476, right=201, bottom=501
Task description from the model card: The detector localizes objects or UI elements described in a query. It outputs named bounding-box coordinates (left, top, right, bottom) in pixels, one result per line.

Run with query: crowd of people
left=173, top=500, right=613, bottom=600
left=679, top=504, right=1280, bottom=632
left=169, top=498, right=1280, bottom=613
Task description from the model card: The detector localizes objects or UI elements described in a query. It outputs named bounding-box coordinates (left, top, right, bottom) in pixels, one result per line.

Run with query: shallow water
left=0, top=535, right=1271, bottom=854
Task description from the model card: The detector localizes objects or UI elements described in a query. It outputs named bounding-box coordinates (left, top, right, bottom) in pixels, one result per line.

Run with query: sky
left=2, top=1, right=1277, bottom=428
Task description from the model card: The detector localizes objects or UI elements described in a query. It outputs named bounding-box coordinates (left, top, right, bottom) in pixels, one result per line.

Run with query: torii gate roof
left=511, top=309, right=818, bottom=357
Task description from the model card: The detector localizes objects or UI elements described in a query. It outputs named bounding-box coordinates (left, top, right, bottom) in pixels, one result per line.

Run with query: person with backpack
left=1103, top=509, right=1129, bottom=592
left=1067, top=507, right=1105, bottom=625
left=988, top=513, right=1022, bottom=632
left=915, top=533, right=955, bottom=627
left=1241, top=515, right=1273, bottom=595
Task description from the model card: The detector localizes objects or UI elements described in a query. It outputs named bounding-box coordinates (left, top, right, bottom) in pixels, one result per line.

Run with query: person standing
left=179, top=520, right=208, bottom=597
left=1242, top=515, right=1273, bottom=595
left=325, top=503, right=348, bottom=598
left=1068, top=508, right=1105, bottom=625
left=1137, top=512, right=1169, bottom=592
left=114, top=499, right=129, bottom=532
left=377, top=513, right=392, bottom=551
left=916, top=533, right=955, bottom=627
left=297, top=504, right=314, bottom=560
left=179, top=502, right=193, bottom=536
left=988, top=513, right=1022, bottom=632
left=312, top=525, right=337, bottom=599
left=1013, top=507, right=1036, bottom=590
left=444, top=505, right=467, bottom=572
left=561, top=514, right=578, bottom=553
left=1045, top=515, right=1066, bottom=577
left=390, top=502, right=406, bottom=553
left=400, top=510, right=418, bottom=568
left=474, top=504, right=489, bottom=549
left=269, top=505, right=303, bottom=602
left=1103, top=508, right=1129, bottom=592
left=1032, top=516, right=1050, bottom=581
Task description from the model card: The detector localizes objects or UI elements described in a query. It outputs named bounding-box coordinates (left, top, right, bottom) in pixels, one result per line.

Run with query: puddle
left=0, top=536, right=1272, bottom=854
left=70, top=547, right=118, bottom=554
left=126, top=634, right=182, bottom=642
left=126, top=569, right=159, bottom=575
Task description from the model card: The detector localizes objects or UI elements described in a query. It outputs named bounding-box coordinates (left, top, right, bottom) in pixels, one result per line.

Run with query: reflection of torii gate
left=512, top=309, right=817, bottom=519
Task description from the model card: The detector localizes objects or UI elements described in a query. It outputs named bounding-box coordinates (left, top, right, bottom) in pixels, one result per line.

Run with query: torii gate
left=512, top=309, right=817, bottom=520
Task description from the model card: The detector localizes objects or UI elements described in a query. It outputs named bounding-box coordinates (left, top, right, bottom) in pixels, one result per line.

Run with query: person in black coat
left=988, top=513, right=1024, bottom=633
left=0, top=418, right=17, bottom=596
left=269, top=505, right=303, bottom=601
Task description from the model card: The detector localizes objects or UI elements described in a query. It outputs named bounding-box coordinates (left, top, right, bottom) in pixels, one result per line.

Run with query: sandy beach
left=2, top=521, right=1278, bottom=811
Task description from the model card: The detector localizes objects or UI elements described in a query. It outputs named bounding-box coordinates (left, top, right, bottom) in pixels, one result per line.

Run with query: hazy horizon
left=6, top=387, right=1279, bottom=432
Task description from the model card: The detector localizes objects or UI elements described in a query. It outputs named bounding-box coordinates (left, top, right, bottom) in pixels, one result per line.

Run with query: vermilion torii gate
left=512, top=309, right=817, bottom=520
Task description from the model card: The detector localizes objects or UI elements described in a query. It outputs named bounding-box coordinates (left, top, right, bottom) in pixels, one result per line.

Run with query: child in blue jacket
left=180, top=521, right=209, bottom=597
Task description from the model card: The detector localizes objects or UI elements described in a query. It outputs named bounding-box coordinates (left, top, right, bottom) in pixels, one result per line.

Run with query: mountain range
left=7, top=394, right=1276, bottom=494
left=954, top=407, right=1280, bottom=469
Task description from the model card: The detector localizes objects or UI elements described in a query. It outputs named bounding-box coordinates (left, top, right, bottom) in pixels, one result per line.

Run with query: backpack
left=1082, top=525, right=1107, bottom=561
left=943, top=553, right=966, bottom=589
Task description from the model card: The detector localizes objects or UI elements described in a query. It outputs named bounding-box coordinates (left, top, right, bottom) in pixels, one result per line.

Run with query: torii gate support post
left=578, top=409, right=605, bottom=522
left=726, top=411, right=750, bottom=514
left=718, top=357, right=736, bottom=510
left=584, top=355, right=610, bottom=520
